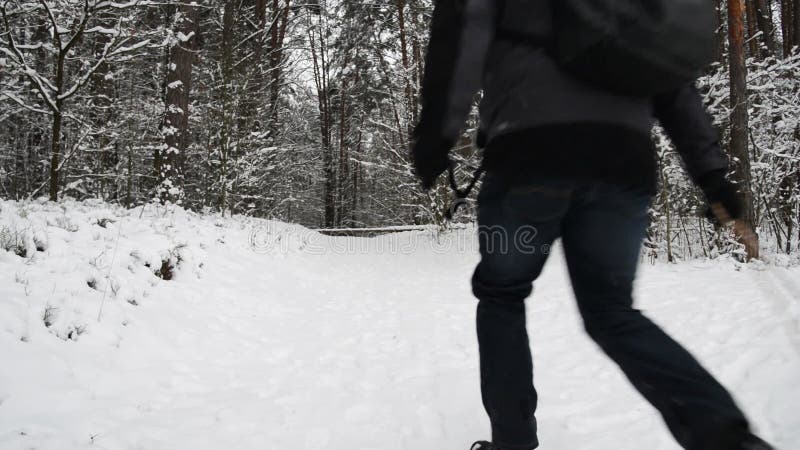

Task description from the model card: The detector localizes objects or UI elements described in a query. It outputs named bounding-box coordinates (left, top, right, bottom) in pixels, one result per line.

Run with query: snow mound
left=0, top=199, right=315, bottom=345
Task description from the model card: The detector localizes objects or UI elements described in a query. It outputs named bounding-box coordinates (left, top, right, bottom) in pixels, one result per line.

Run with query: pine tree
left=158, top=0, right=198, bottom=204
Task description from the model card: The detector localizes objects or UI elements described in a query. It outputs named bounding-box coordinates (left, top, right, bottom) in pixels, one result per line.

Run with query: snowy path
left=1, top=201, right=799, bottom=450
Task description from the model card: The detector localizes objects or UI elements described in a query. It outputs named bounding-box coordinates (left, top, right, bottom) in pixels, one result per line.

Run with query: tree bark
left=240, top=0, right=266, bottom=131
left=396, top=0, right=416, bottom=140
left=794, top=0, right=800, bottom=49
left=159, top=2, right=197, bottom=204
left=267, top=0, right=291, bottom=134
left=219, top=0, right=236, bottom=214
left=754, top=0, right=777, bottom=55
left=745, top=0, right=760, bottom=57
left=782, top=0, right=795, bottom=56
left=89, top=10, right=118, bottom=200
left=728, top=0, right=759, bottom=259
left=715, top=0, right=727, bottom=64
left=310, top=23, right=335, bottom=227
left=48, top=108, right=63, bottom=201
left=48, top=50, right=65, bottom=202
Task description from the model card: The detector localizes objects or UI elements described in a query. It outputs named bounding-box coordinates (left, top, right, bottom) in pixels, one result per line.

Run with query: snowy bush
left=0, top=224, right=30, bottom=257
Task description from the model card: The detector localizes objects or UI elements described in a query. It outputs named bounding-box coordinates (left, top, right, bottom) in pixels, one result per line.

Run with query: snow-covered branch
left=59, top=21, right=149, bottom=102
left=0, top=2, right=60, bottom=112
left=37, top=0, right=61, bottom=49
left=1, top=91, right=50, bottom=115
left=61, top=0, right=91, bottom=54
left=90, top=0, right=144, bottom=10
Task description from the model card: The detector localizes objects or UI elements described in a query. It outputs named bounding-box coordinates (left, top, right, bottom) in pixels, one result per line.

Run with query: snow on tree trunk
left=158, top=3, right=197, bottom=205
left=729, top=0, right=760, bottom=259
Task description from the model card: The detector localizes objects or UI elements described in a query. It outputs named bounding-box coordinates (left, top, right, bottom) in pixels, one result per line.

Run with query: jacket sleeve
left=413, top=0, right=497, bottom=153
left=653, top=83, right=730, bottom=183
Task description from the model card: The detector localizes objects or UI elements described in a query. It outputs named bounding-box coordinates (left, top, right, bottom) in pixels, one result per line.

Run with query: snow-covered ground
left=1, top=199, right=799, bottom=450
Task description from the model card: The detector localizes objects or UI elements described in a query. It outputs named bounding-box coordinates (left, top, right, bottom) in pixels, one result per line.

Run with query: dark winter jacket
left=414, top=0, right=730, bottom=192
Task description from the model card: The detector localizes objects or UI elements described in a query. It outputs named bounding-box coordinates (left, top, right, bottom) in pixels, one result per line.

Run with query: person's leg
left=560, top=182, right=751, bottom=450
left=472, top=175, right=571, bottom=450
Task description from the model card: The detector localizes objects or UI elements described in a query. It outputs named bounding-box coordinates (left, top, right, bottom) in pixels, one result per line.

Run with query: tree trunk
left=126, top=145, right=133, bottom=207
left=11, top=133, right=23, bottom=199
left=779, top=169, right=795, bottom=253
left=48, top=111, right=62, bottom=201
left=267, top=0, right=291, bottom=135
left=49, top=54, right=65, bottom=202
left=90, top=10, right=118, bottom=200
left=728, top=0, right=759, bottom=259
left=310, top=23, right=335, bottom=227
left=745, top=0, right=760, bottom=57
left=662, top=171, right=674, bottom=263
left=410, top=0, right=424, bottom=124
left=396, top=0, right=415, bottom=140
left=754, top=0, right=777, bottom=55
left=27, top=132, right=40, bottom=197
left=782, top=0, right=795, bottom=56
left=794, top=0, right=800, bottom=49
left=715, top=0, right=727, bottom=64
left=219, top=0, right=236, bottom=215
left=159, top=2, right=197, bottom=204
left=337, top=55, right=351, bottom=227
left=240, top=0, right=266, bottom=132
left=352, top=124, right=363, bottom=226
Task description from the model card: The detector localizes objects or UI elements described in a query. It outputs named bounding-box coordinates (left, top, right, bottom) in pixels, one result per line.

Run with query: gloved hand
left=698, top=169, right=743, bottom=221
left=699, top=170, right=759, bottom=259
left=411, top=134, right=452, bottom=191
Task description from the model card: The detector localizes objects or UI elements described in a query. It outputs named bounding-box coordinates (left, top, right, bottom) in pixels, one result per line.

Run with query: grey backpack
left=498, top=0, right=717, bottom=96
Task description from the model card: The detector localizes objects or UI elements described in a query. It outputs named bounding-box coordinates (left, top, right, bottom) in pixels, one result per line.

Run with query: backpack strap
left=494, top=0, right=553, bottom=49
left=445, top=164, right=485, bottom=221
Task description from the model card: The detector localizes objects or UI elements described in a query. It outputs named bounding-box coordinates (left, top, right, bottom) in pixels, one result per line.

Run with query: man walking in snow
left=411, top=1, right=773, bottom=449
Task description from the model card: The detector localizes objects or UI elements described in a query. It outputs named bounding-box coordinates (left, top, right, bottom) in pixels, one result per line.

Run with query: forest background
left=1, top=0, right=799, bottom=261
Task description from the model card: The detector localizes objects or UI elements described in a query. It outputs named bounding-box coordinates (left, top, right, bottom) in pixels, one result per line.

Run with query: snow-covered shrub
left=0, top=225, right=29, bottom=257
left=153, top=243, right=188, bottom=281
left=48, top=214, right=80, bottom=233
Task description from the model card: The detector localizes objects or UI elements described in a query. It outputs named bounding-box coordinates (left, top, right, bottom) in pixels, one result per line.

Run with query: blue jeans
left=472, top=175, right=749, bottom=450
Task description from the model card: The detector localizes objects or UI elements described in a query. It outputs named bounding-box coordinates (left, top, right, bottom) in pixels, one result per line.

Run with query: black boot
left=741, top=434, right=775, bottom=450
